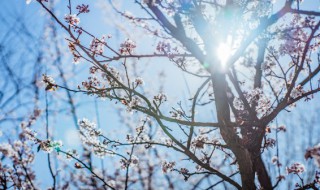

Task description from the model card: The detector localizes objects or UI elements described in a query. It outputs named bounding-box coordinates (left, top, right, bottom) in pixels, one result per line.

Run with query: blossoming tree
left=2, top=0, right=320, bottom=189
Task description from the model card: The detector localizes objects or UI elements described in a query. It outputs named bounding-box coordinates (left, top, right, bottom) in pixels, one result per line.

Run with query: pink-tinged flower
left=162, top=161, right=175, bottom=173
left=305, top=143, right=320, bottom=167
left=286, top=162, right=305, bottom=174
left=191, top=135, right=209, bottom=149
left=277, top=125, right=287, bottom=132
left=134, top=77, right=144, bottom=86
left=265, top=138, right=276, bottom=148
left=271, top=156, right=278, bottom=164
left=130, top=155, right=139, bottom=167
left=89, top=36, right=105, bottom=55
left=64, top=14, right=80, bottom=26
left=291, top=85, right=304, bottom=98
left=42, top=74, right=57, bottom=91
left=156, top=41, right=171, bottom=53
left=153, top=93, right=167, bottom=103
left=180, top=168, right=189, bottom=174
left=119, top=39, right=136, bottom=55
left=76, top=4, right=90, bottom=14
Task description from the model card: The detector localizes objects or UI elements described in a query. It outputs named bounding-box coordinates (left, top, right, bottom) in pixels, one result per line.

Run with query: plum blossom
left=265, top=138, right=276, bottom=148
left=90, top=36, right=105, bottom=55
left=78, top=118, right=110, bottom=157
left=134, top=77, right=144, bottom=86
left=277, top=125, right=287, bottom=132
left=153, top=93, right=167, bottom=104
left=180, top=168, right=189, bottom=175
left=162, top=161, right=175, bottom=173
left=64, top=14, right=80, bottom=26
left=42, top=74, right=57, bottom=91
left=271, top=156, right=278, bottom=165
left=156, top=40, right=171, bottom=53
left=286, top=162, right=305, bottom=174
left=191, top=135, right=209, bottom=149
left=119, top=39, right=136, bottom=54
left=66, top=149, right=79, bottom=160
left=169, top=108, right=184, bottom=119
left=68, top=42, right=81, bottom=64
left=130, top=155, right=139, bottom=167
left=162, top=138, right=173, bottom=146
left=233, top=88, right=271, bottom=116
left=305, top=143, right=320, bottom=167
left=76, top=4, right=90, bottom=14
left=291, top=85, right=305, bottom=98
left=120, top=155, right=139, bottom=169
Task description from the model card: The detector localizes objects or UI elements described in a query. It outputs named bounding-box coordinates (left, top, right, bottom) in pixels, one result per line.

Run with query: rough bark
left=211, top=71, right=272, bottom=189
left=254, top=154, right=273, bottom=190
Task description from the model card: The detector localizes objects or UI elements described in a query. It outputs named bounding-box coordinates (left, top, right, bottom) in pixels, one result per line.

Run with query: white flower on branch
left=119, top=39, right=136, bottom=55
left=134, top=77, right=144, bottom=86
left=305, top=143, right=320, bottom=167
left=162, top=161, right=175, bottom=173
left=89, top=36, right=105, bottom=55
left=42, top=74, right=57, bottom=91
left=64, top=14, right=80, bottom=26
left=153, top=93, right=167, bottom=104
left=291, top=85, right=305, bottom=98
left=191, top=135, right=209, bottom=150
left=286, top=162, right=305, bottom=174
left=130, top=155, right=139, bottom=167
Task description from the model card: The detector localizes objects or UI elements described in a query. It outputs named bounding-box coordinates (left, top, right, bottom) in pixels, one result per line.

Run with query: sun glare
left=217, top=36, right=233, bottom=70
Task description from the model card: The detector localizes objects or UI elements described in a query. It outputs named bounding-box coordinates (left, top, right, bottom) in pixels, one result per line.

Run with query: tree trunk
left=253, top=154, right=273, bottom=190
left=211, top=71, right=272, bottom=189
left=234, top=148, right=257, bottom=190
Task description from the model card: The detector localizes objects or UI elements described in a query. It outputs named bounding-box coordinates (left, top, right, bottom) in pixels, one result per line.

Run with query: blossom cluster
left=0, top=141, right=36, bottom=189
left=134, top=77, right=144, bottom=87
left=119, top=39, right=136, bottom=55
left=68, top=42, right=81, bottom=64
left=233, top=88, right=271, bottom=116
left=89, top=36, right=105, bottom=55
left=121, top=97, right=141, bottom=112
left=153, top=93, right=167, bottom=104
left=42, top=74, right=57, bottom=91
left=76, top=4, right=90, bottom=14
left=305, top=143, right=320, bottom=167
left=120, top=155, right=139, bottom=169
left=64, top=14, right=80, bottom=26
left=291, top=85, right=305, bottom=99
left=265, top=138, right=276, bottom=149
left=169, top=108, right=184, bottom=119
left=286, top=162, right=305, bottom=174
left=162, top=161, right=175, bottom=173
left=156, top=41, right=171, bottom=53
left=78, top=118, right=110, bottom=157
left=191, top=135, right=209, bottom=150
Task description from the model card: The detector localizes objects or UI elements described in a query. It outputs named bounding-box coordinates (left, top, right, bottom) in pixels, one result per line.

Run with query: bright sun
left=217, top=36, right=233, bottom=69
